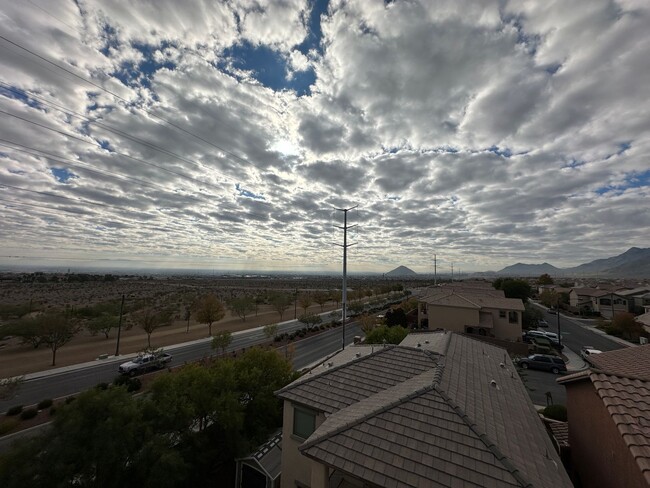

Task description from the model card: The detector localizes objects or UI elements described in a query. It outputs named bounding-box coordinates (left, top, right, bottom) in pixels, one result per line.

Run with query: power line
left=0, top=34, right=256, bottom=168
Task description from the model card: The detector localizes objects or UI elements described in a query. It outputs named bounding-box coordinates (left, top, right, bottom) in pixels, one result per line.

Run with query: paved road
left=0, top=317, right=361, bottom=413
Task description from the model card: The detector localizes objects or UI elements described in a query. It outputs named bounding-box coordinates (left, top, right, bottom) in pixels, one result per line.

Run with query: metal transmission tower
left=335, top=205, right=358, bottom=350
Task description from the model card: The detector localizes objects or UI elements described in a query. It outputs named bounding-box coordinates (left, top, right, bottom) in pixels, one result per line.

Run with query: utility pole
left=115, top=294, right=125, bottom=357
left=557, top=294, right=562, bottom=348
left=335, top=205, right=357, bottom=350
left=434, top=254, right=437, bottom=286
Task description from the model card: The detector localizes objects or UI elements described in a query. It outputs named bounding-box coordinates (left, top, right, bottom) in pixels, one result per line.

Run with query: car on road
left=518, top=354, right=567, bottom=374
left=118, top=352, right=172, bottom=376
left=537, top=330, right=562, bottom=342
left=537, top=319, right=549, bottom=328
left=580, top=346, right=602, bottom=361
left=548, top=308, right=557, bottom=315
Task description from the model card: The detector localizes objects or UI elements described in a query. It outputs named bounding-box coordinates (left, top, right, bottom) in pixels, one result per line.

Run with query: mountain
left=566, top=247, right=650, bottom=276
left=497, top=262, right=560, bottom=276
left=386, top=265, right=417, bottom=277
left=496, top=248, right=650, bottom=278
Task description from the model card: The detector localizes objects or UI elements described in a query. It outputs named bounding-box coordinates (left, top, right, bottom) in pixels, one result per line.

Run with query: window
left=293, top=407, right=316, bottom=439
left=499, top=310, right=506, bottom=318
left=508, top=311, right=518, bottom=324
left=421, top=303, right=427, bottom=314
left=600, top=298, right=611, bottom=306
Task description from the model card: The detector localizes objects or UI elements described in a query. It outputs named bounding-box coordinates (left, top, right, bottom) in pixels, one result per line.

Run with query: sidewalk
left=562, top=345, right=587, bottom=372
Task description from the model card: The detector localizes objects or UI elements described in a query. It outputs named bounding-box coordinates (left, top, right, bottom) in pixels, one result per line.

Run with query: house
left=568, top=288, right=608, bottom=313
left=276, top=332, right=572, bottom=488
left=235, top=431, right=282, bottom=488
left=557, top=345, right=650, bottom=487
left=417, top=286, right=524, bottom=341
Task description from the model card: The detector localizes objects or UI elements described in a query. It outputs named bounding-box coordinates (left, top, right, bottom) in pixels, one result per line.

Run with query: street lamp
left=556, top=294, right=562, bottom=348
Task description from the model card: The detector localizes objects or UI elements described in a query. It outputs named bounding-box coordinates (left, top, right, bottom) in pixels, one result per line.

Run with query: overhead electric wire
left=0, top=34, right=256, bottom=168
left=0, top=82, right=237, bottom=184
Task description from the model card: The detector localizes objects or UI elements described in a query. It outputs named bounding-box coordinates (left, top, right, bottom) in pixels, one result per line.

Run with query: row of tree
left=0, top=348, right=297, bottom=487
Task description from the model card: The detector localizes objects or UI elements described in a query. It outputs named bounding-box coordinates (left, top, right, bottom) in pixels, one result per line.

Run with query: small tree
left=229, top=296, right=256, bottom=322
left=349, top=301, right=365, bottom=315
left=195, top=294, right=226, bottom=336
left=263, top=323, right=279, bottom=341
left=537, top=274, right=554, bottom=285
left=522, top=303, right=543, bottom=329
left=184, top=305, right=192, bottom=333
left=365, top=326, right=408, bottom=344
left=331, top=290, right=342, bottom=308
left=269, top=293, right=292, bottom=321
left=612, top=313, right=644, bottom=341
left=298, top=293, right=312, bottom=315
left=298, top=313, right=322, bottom=330
left=313, top=291, right=329, bottom=312
left=86, top=314, right=119, bottom=339
left=211, top=330, right=233, bottom=355
left=136, top=308, right=170, bottom=349
left=540, top=290, right=559, bottom=309
left=359, top=314, right=376, bottom=334
left=39, top=313, right=80, bottom=366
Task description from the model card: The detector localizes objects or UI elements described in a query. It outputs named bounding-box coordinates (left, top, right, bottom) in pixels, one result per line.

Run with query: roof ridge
left=275, top=345, right=395, bottom=395
left=433, top=384, right=533, bottom=488
left=300, top=362, right=446, bottom=451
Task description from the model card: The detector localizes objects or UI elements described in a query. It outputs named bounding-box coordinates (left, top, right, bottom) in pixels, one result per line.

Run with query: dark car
left=518, top=354, right=567, bottom=374
left=537, top=319, right=549, bottom=328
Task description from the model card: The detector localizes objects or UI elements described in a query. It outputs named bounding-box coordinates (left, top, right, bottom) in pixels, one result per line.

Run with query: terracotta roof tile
left=589, top=345, right=650, bottom=381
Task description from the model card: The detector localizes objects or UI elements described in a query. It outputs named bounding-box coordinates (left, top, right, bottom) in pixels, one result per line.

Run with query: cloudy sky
left=0, top=0, right=648, bottom=274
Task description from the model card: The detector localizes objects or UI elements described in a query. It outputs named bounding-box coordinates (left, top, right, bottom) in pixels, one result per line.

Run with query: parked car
left=537, top=319, right=549, bottom=328
left=548, top=308, right=557, bottom=315
left=518, top=354, right=567, bottom=374
left=580, top=346, right=602, bottom=361
left=537, top=330, right=563, bottom=342
left=523, top=331, right=564, bottom=351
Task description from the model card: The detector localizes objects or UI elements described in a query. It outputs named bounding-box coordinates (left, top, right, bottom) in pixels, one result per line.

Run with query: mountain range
left=497, top=247, right=650, bottom=278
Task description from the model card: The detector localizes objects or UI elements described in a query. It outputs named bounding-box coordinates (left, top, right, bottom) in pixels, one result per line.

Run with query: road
left=0, top=317, right=361, bottom=413
left=519, top=303, right=629, bottom=406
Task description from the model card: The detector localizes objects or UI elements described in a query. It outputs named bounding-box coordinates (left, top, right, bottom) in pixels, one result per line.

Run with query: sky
left=0, top=0, right=648, bottom=274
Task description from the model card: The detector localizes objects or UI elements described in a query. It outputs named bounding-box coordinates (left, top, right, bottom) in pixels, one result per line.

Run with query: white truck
left=118, top=352, right=172, bottom=376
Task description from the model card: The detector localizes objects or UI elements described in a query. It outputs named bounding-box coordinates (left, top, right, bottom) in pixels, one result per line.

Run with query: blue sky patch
left=0, top=85, right=44, bottom=110
left=235, top=183, right=265, bottom=200
left=112, top=41, right=176, bottom=89
left=51, top=167, right=77, bottom=183
left=488, top=146, right=512, bottom=158
left=296, top=0, right=329, bottom=56
left=596, top=169, right=650, bottom=195
left=99, top=22, right=120, bottom=56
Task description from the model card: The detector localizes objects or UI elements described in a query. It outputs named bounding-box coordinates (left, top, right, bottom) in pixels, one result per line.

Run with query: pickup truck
left=118, top=352, right=172, bottom=376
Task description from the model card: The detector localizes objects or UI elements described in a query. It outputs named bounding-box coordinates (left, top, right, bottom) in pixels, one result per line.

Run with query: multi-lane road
left=0, top=318, right=362, bottom=413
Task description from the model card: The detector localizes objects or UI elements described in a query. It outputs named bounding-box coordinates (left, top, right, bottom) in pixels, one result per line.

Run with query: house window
left=499, top=310, right=506, bottom=318
left=421, top=303, right=428, bottom=314
left=508, top=311, right=518, bottom=324
left=600, top=298, right=611, bottom=306
left=293, top=407, right=316, bottom=439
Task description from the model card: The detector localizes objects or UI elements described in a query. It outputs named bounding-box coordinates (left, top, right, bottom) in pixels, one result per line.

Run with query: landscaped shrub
left=543, top=404, right=567, bottom=422
left=49, top=406, right=57, bottom=416
left=113, top=375, right=141, bottom=392
left=5, top=405, right=23, bottom=416
left=0, top=419, right=19, bottom=435
left=20, top=408, right=38, bottom=420
left=95, top=382, right=109, bottom=390
left=65, top=396, right=76, bottom=404
left=37, top=399, right=53, bottom=410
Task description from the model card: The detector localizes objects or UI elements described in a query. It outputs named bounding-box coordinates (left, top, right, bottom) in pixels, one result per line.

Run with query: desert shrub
left=0, top=419, right=19, bottom=435
left=20, top=408, right=38, bottom=420
left=543, top=404, right=567, bottom=422
left=37, top=399, right=53, bottom=410
left=113, top=375, right=141, bottom=392
left=5, top=405, right=23, bottom=416
left=95, top=382, right=109, bottom=390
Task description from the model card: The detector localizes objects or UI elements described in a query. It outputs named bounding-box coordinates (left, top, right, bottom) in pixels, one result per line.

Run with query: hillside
left=386, top=265, right=417, bottom=277
left=497, top=262, right=560, bottom=276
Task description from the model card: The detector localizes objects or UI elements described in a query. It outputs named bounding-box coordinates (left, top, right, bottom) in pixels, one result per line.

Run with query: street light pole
left=557, top=294, right=562, bottom=348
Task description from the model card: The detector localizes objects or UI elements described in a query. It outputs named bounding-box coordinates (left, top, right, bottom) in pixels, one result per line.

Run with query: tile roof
left=286, top=333, right=572, bottom=488
left=571, top=288, right=609, bottom=297
left=397, top=330, right=452, bottom=353
left=421, top=289, right=525, bottom=311
left=548, top=422, right=569, bottom=448
left=588, top=344, right=650, bottom=381
left=591, top=372, right=650, bottom=485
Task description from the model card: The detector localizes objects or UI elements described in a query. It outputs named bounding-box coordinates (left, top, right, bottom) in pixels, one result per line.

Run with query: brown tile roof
left=421, top=289, right=525, bottom=311
left=288, top=333, right=572, bottom=488
left=276, top=346, right=437, bottom=414
left=588, top=344, right=650, bottom=381
left=571, top=288, right=609, bottom=297
left=591, top=372, right=650, bottom=484
left=548, top=422, right=569, bottom=448
left=398, top=330, right=452, bottom=353
left=422, top=291, right=481, bottom=309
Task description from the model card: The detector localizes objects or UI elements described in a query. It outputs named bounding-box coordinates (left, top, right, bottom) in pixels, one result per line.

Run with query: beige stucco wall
left=425, top=304, right=479, bottom=332
left=485, top=307, right=522, bottom=341
left=280, top=401, right=326, bottom=488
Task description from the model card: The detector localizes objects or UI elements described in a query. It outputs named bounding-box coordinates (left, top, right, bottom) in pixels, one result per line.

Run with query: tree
left=87, top=313, right=119, bottom=339
left=2, top=319, right=43, bottom=349
left=195, top=294, right=226, bottom=336
left=298, top=293, right=312, bottom=314
left=612, top=313, right=644, bottom=341
left=365, top=326, right=408, bottom=344
left=136, top=307, right=171, bottom=349
left=263, top=323, right=278, bottom=341
left=38, top=313, right=80, bottom=366
left=228, top=296, right=256, bottom=322
left=359, top=314, right=377, bottom=334
left=540, top=290, right=559, bottom=309
left=184, top=305, right=192, bottom=333
left=537, top=273, right=554, bottom=285
left=494, top=278, right=532, bottom=301
left=212, top=330, right=233, bottom=355
left=269, top=292, right=292, bottom=321
left=0, top=376, right=23, bottom=401
left=385, top=307, right=408, bottom=327
left=331, top=290, right=342, bottom=307
left=522, top=303, right=543, bottom=329
left=349, top=301, right=365, bottom=315
left=313, top=291, right=329, bottom=311
left=298, top=313, right=322, bottom=330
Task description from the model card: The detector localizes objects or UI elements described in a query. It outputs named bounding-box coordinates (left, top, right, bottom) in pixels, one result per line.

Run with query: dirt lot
left=0, top=275, right=367, bottom=377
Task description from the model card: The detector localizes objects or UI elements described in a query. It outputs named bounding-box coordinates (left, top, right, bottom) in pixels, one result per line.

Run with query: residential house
left=568, top=288, right=608, bottom=314
left=557, top=345, right=650, bottom=487
left=235, top=431, right=282, bottom=488
left=276, top=332, right=572, bottom=488
left=417, top=287, right=524, bottom=341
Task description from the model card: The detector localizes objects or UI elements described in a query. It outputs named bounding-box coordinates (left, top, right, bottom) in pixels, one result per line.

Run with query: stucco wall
left=280, top=401, right=326, bottom=488
left=425, top=305, right=479, bottom=332
left=566, top=380, right=646, bottom=488
left=485, top=307, right=522, bottom=341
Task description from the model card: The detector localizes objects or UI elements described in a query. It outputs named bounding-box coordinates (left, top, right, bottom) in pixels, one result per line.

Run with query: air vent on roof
left=425, top=340, right=429, bottom=344
left=328, top=361, right=333, bottom=368
left=490, top=380, right=497, bottom=388
left=417, top=343, right=421, bottom=348
left=355, top=352, right=361, bottom=358
left=500, top=362, right=505, bottom=368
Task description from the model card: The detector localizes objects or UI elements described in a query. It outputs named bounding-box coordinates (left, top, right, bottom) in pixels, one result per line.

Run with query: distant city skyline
left=1, top=1, right=648, bottom=273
